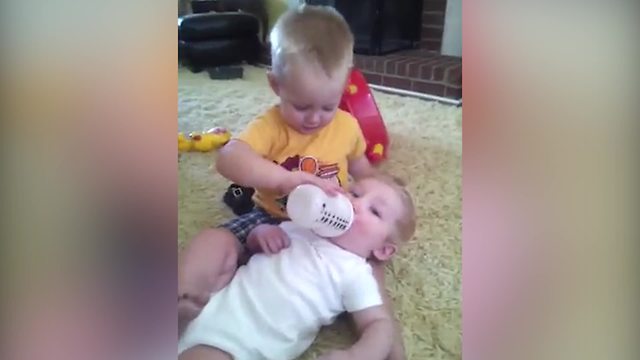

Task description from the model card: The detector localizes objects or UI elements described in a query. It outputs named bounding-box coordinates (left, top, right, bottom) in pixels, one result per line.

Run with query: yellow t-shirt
left=236, top=105, right=367, bottom=218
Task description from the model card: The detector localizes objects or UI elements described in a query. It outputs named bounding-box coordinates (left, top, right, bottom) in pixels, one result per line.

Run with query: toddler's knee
left=217, top=228, right=243, bottom=257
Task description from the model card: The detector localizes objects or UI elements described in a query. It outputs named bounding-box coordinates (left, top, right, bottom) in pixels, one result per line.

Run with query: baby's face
left=331, top=178, right=405, bottom=259
left=270, top=63, right=348, bottom=135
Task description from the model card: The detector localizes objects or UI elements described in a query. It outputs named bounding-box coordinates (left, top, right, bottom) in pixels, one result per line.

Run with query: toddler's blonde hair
left=269, top=5, right=354, bottom=80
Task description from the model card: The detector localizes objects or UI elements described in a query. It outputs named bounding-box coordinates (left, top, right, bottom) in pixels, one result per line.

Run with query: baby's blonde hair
left=269, top=5, right=354, bottom=79
left=369, top=173, right=417, bottom=244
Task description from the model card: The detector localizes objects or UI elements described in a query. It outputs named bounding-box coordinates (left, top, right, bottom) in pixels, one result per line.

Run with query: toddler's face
left=269, top=63, right=348, bottom=135
left=331, top=178, right=405, bottom=259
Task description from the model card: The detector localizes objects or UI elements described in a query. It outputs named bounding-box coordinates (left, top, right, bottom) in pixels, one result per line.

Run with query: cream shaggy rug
left=178, top=65, right=461, bottom=359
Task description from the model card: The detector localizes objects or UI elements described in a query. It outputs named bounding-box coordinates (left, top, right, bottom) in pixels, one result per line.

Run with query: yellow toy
left=178, top=127, right=231, bottom=153
left=178, top=133, right=193, bottom=152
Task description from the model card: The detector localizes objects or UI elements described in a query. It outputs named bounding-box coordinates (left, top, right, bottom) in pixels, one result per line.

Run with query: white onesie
left=178, top=221, right=382, bottom=359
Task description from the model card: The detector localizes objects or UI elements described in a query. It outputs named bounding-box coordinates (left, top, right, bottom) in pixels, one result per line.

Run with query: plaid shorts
left=220, top=207, right=282, bottom=245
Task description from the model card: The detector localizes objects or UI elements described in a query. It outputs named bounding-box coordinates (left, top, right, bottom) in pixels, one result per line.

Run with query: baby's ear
left=372, top=243, right=397, bottom=262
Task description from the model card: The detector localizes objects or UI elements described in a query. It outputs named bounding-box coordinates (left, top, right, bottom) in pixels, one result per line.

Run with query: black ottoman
left=179, top=12, right=261, bottom=72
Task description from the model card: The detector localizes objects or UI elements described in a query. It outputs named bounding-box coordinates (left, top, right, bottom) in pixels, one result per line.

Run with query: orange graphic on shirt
left=299, top=156, right=318, bottom=174
left=278, top=155, right=340, bottom=183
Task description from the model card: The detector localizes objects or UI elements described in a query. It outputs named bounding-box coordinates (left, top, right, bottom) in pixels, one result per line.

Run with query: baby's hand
left=246, top=224, right=291, bottom=255
left=317, top=349, right=354, bottom=360
left=278, top=171, right=343, bottom=197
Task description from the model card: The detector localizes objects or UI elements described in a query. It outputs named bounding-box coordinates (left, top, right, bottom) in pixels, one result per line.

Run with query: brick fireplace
left=353, top=0, right=461, bottom=100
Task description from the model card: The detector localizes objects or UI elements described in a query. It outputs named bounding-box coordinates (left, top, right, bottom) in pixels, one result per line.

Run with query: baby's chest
left=291, top=254, right=355, bottom=295
left=284, top=244, right=343, bottom=284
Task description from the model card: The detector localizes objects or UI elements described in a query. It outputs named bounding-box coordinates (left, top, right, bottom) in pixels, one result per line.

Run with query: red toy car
left=339, top=68, right=389, bottom=164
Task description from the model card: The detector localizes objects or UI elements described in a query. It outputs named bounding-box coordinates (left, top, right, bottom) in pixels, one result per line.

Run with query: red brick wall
left=420, top=0, right=447, bottom=52
left=355, top=51, right=462, bottom=99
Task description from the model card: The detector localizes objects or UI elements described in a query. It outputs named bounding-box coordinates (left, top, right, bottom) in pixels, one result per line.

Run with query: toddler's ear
left=372, top=243, right=397, bottom=262
left=267, top=71, right=280, bottom=96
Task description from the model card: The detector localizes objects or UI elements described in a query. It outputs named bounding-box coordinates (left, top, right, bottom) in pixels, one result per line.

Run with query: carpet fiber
left=178, top=66, right=461, bottom=359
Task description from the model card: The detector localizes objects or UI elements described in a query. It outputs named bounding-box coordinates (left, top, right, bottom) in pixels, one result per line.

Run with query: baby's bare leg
left=178, top=228, right=243, bottom=335
left=371, top=262, right=406, bottom=360
left=179, top=345, right=232, bottom=360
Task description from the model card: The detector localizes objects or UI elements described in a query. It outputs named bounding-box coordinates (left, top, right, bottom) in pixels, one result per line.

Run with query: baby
left=179, top=175, right=416, bottom=360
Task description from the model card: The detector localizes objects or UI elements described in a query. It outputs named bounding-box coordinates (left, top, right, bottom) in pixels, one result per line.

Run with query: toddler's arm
left=217, top=140, right=291, bottom=190
left=348, top=155, right=378, bottom=180
left=217, top=140, right=343, bottom=195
